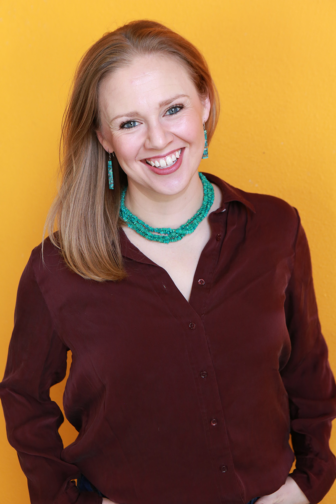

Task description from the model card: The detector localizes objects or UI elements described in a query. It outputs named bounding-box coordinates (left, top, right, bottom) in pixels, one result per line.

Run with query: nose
left=144, top=119, right=173, bottom=151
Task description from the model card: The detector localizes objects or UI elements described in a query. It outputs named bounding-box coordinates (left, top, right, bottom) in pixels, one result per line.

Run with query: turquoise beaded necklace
left=119, top=173, right=214, bottom=243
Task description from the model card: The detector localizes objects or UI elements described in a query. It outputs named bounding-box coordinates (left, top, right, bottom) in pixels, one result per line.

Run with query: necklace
left=119, top=173, right=215, bottom=243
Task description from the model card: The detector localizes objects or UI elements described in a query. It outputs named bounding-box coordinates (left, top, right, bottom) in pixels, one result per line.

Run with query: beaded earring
left=108, top=152, right=114, bottom=190
left=202, top=126, right=208, bottom=159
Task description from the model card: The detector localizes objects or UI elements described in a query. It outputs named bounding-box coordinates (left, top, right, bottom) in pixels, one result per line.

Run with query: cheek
left=113, top=134, right=140, bottom=161
left=172, top=114, right=205, bottom=146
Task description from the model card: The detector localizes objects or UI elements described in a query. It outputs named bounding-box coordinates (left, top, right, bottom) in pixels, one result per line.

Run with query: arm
left=279, top=218, right=336, bottom=504
left=0, top=253, right=101, bottom=504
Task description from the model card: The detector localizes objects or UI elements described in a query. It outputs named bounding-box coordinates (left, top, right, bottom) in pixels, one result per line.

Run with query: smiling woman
left=96, top=54, right=210, bottom=198
left=0, top=19, right=336, bottom=504
left=42, top=20, right=219, bottom=283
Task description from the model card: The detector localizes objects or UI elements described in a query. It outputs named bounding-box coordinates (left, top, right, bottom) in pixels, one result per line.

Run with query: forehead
left=98, top=54, right=199, bottom=115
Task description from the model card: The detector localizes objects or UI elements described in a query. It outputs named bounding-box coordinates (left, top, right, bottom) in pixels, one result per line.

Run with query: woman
left=1, top=20, right=335, bottom=504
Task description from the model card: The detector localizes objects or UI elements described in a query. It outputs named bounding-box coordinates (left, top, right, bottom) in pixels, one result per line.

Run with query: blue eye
left=120, top=120, right=139, bottom=129
left=166, top=105, right=183, bottom=116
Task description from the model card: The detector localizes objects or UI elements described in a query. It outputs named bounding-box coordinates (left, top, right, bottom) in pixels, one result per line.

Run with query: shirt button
left=189, top=322, right=196, bottom=330
left=210, top=418, right=218, bottom=427
left=200, top=371, right=208, bottom=379
left=220, top=465, right=228, bottom=473
left=198, top=278, right=205, bottom=286
left=215, top=233, right=222, bottom=241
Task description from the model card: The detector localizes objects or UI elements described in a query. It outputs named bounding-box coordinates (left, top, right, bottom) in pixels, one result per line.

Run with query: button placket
left=185, top=325, right=235, bottom=495
left=162, top=208, right=233, bottom=497
left=183, top=313, right=232, bottom=486
left=145, top=225, right=236, bottom=500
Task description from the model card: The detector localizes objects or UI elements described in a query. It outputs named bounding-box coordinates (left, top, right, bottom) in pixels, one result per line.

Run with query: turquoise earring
left=108, top=152, right=114, bottom=190
left=202, top=126, right=208, bottom=159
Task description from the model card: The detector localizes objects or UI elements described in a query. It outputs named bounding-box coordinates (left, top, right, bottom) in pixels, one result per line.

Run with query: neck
left=124, top=172, right=204, bottom=229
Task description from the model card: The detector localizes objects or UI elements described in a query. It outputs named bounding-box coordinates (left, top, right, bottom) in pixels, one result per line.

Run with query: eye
left=165, top=104, right=184, bottom=116
left=120, top=120, right=140, bottom=129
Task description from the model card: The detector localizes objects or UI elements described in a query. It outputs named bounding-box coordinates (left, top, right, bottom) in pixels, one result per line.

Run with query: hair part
left=44, top=20, right=220, bottom=281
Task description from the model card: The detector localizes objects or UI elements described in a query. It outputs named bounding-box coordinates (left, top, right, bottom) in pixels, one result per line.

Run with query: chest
left=122, top=219, right=212, bottom=301
left=61, top=233, right=292, bottom=423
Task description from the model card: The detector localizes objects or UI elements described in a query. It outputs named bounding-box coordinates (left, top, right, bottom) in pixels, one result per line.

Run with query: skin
left=97, top=53, right=309, bottom=504
left=97, top=53, right=212, bottom=216
left=97, top=53, right=221, bottom=301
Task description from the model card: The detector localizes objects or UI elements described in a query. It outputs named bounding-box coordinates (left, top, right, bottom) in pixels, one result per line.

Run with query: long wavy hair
left=45, top=20, right=220, bottom=281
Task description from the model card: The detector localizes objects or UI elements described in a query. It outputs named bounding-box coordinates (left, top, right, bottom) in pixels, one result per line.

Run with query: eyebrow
left=109, top=94, right=189, bottom=123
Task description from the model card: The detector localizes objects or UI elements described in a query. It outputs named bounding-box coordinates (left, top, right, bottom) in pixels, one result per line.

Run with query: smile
left=145, top=149, right=182, bottom=169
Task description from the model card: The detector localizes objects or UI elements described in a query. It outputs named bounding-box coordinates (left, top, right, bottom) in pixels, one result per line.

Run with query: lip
left=142, top=148, right=185, bottom=175
left=142, top=148, right=182, bottom=162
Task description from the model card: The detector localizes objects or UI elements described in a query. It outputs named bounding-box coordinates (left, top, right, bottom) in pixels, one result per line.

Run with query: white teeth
left=145, top=149, right=182, bottom=169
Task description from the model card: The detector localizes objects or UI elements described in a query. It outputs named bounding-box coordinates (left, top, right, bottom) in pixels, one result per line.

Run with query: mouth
left=144, top=149, right=182, bottom=169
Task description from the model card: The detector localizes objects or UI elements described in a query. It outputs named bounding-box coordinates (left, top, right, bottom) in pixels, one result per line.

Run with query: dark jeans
left=77, top=474, right=106, bottom=497
left=77, top=474, right=259, bottom=504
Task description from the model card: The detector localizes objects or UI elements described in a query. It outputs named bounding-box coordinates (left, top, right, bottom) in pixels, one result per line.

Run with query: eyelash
left=120, top=120, right=139, bottom=130
left=119, top=104, right=184, bottom=129
left=165, top=104, right=184, bottom=116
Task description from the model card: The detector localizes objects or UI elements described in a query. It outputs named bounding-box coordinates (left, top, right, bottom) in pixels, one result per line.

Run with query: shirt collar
left=202, top=172, right=256, bottom=214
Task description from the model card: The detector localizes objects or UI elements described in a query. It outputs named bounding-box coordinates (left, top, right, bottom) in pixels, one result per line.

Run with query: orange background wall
left=1, top=1, right=336, bottom=502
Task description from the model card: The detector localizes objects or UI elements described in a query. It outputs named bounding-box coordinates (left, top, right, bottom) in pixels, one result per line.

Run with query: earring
left=108, top=152, right=114, bottom=190
left=202, top=125, right=208, bottom=159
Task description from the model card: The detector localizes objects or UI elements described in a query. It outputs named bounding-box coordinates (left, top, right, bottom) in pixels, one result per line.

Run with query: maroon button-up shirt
left=1, top=173, right=336, bottom=504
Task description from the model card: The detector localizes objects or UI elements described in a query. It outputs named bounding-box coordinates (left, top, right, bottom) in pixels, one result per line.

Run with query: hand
left=257, top=476, right=309, bottom=504
left=102, top=499, right=117, bottom=504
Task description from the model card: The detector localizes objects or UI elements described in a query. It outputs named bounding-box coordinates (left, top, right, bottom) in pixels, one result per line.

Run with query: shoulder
left=233, top=186, right=301, bottom=249
left=29, top=235, right=62, bottom=268
left=242, top=187, right=299, bottom=224
left=205, top=173, right=302, bottom=253
left=14, top=237, right=64, bottom=308
left=26, top=236, right=74, bottom=287
left=207, top=173, right=301, bottom=243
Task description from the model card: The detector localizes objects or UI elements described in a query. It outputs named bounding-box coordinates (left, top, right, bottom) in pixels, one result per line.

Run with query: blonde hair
left=45, top=20, right=220, bottom=281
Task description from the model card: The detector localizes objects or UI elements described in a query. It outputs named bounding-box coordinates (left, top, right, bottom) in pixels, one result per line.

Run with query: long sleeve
left=282, top=217, right=336, bottom=504
left=0, top=253, right=102, bottom=504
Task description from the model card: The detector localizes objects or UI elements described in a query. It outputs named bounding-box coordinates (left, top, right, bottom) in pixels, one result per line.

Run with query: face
left=97, top=54, right=210, bottom=198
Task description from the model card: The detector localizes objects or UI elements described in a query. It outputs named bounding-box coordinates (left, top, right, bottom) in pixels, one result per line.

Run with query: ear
left=201, top=95, right=211, bottom=124
left=96, top=129, right=114, bottom=154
